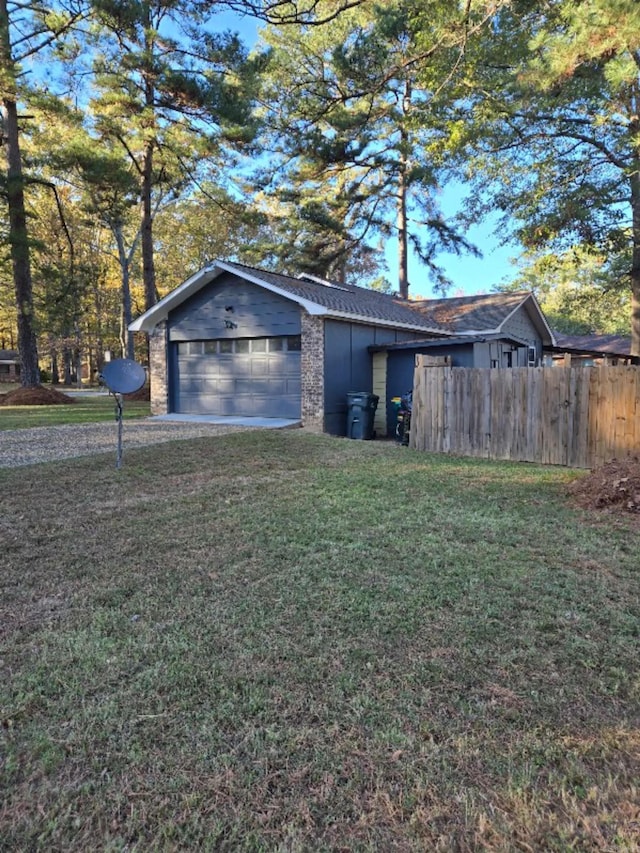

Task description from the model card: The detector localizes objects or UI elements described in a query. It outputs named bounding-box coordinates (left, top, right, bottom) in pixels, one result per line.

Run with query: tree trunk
left=141, top=2, right=157, bottom=314
left=63, top=347, right=73, bottom=385
left=51, top=349, right=59, bottom=384
left=630, top=159, right=640, bottom=357
left=141, top=140, right=157, bottom=313
left=397, top=159, right=409, bottom=300
left=397, top=79, right=411, bottom=300
left=113, top=222, right=135, bottom=359
left=0, top=0, right=40, bottom=386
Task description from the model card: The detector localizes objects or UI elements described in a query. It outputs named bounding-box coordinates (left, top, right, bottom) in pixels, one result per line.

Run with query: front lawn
left=1, top=431, right=638, bottom=850
left=0, top=392, right=150, bottom=429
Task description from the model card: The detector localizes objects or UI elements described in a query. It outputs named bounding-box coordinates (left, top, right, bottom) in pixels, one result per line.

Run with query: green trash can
left=346, top=392, right=379, bottom=440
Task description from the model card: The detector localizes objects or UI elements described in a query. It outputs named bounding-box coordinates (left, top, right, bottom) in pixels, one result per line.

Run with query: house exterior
left=129, top=261, right=554, bottom=435
left=0, top=350, right=20, bottom=383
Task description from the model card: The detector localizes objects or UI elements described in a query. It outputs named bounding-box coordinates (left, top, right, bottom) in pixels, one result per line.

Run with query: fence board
left=410, top=365, right=640, bottom=468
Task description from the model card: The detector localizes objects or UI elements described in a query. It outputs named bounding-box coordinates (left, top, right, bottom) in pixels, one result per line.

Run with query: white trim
left=215, top=262, right=327, bottom=317
left=296, top=272, right=351, bottom=292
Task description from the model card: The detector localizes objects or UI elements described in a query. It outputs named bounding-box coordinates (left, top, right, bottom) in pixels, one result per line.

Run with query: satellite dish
left=98, top=358, right=146, bottom=470
left=100, top=358, right=146, bottom=395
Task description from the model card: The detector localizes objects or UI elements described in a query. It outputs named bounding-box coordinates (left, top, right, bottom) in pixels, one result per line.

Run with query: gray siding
left=168, top=272, right=301, bottom=341
left=323, top=320, right=426, bottom=436
left=502, top=305, right=541, bottom=349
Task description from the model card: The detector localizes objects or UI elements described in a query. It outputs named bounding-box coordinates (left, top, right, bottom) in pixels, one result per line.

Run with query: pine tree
left=89, top=0, right=259, bottom=312
left=0, top=0, right=84, bottom=386
left=257, top=1, right=496, bottom=296
left=462, top=0, right=640, bottom=354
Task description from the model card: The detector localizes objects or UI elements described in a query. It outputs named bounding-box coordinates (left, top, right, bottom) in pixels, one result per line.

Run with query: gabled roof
left=408, top=291, right=555, bottom=345
left=129, top=260, right=554, bottom=345
left=552, top=333, right=633, bottom=358
left=129, top=260, right=451, bottom=335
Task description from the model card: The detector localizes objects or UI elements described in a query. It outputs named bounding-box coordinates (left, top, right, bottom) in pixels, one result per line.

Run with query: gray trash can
left=346, top=392, right=379, bottom=440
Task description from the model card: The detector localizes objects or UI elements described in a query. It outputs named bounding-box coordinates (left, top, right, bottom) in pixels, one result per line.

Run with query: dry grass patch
left=1, top=432, right=639, bottom=850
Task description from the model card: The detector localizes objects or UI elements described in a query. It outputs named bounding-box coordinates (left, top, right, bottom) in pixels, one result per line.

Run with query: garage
left=172, top=334, right=301, bottom=418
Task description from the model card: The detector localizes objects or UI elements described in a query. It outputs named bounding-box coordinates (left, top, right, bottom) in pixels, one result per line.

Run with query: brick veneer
left=149, top=322, right=168, bottom=415
left=301, top=312, right=325, bottom=431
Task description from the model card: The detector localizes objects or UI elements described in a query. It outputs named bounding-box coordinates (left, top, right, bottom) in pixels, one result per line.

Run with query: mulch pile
left=0, top=386, right=75, bottom=406
left=568, top=457, right=640, bottom=514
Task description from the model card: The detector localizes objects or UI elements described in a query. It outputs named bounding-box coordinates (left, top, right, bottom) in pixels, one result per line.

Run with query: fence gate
left=409, top=356, right=640, bottom=468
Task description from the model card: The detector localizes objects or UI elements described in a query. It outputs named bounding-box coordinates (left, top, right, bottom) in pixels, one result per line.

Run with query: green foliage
left=500, top=247, right=631, bottom=335
left=462, top=0, right=640, bottom=350
left=255, top=0, right=487, bottom=292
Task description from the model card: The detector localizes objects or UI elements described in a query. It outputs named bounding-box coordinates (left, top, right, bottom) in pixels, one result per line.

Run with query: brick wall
left=149, top=322, right=168, bottom=415
left=301, top=312, right=325, bottom=431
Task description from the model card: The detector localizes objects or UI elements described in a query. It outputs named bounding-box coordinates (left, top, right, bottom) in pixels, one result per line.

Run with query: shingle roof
left=222, top=262, right=450, bottom=332
left=129, top=260, right=550, bottom=341
left=552, top=333, right=633, bottom=357
left=130, top=260, right=451, bottom=334
left=408, top=292, right=530, bottom=333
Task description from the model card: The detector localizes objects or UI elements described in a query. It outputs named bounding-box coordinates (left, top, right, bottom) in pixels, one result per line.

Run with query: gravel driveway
left=0, top=419, right=250, bottom=468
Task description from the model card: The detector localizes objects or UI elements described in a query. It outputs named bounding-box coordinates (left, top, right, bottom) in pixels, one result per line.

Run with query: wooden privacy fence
left=409, top=356, right=640, bottom=468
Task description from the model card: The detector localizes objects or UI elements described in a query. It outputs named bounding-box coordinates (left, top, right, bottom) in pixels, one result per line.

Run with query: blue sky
left=209, top=9, right=523, bottom=298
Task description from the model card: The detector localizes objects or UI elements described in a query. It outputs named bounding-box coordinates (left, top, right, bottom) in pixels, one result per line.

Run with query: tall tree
left=90, top=0, right=259, bottom=312
left=462, top=0, right=640, bottom=354
left=258, top=1, right=498, bottom=296
left=0, top=0, right=84, bottom=386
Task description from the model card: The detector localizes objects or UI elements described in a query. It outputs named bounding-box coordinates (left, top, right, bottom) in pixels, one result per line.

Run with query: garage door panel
left=250, top=359, right=268, bottom=376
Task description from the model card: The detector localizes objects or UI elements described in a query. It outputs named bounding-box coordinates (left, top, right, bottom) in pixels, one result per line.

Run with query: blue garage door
left=174, top=336, right=301, bottom=418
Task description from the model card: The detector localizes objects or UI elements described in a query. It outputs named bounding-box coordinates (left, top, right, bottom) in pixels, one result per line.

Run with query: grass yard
left=1, top=431, right=639, bottom=851
left=0, top=392, right=150, bottom=429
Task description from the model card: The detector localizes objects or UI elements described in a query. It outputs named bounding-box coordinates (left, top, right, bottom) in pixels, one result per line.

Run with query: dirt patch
left=568, top=458, right=640, bottom=514
left=0, top=385, right=75, bottom=406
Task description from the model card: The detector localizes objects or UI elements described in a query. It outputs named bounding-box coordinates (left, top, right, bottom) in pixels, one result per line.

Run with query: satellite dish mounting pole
left=98, top=358, right=146, bottom=470
left=115, top=393, right=124, bottom=470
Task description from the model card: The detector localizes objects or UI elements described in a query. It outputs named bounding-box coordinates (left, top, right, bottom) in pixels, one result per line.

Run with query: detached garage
left=130, top=260, right=554, bottom=434
left=129, top=260, right=448, bottom=432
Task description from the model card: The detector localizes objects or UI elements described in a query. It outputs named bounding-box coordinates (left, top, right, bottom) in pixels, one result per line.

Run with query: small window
left=204, top=341, right=218, bottom=354
left=188, top=341, right=203, bottom=355
left=251, top=338, right=267, bottom=353
left=268, top=337, right=283, bottom=352
left=286, top=335, right=301, bottom=352
left=528, top=345, right=537, bottom=366
left=219, top=339, right=233, bottom=354
left=235, top=339, right=250, bottom=354
left=177, top=342, right=189, bottom=355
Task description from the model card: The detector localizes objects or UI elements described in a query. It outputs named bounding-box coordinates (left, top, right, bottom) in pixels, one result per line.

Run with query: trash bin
left=346, top=391, right=379, bottom=440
